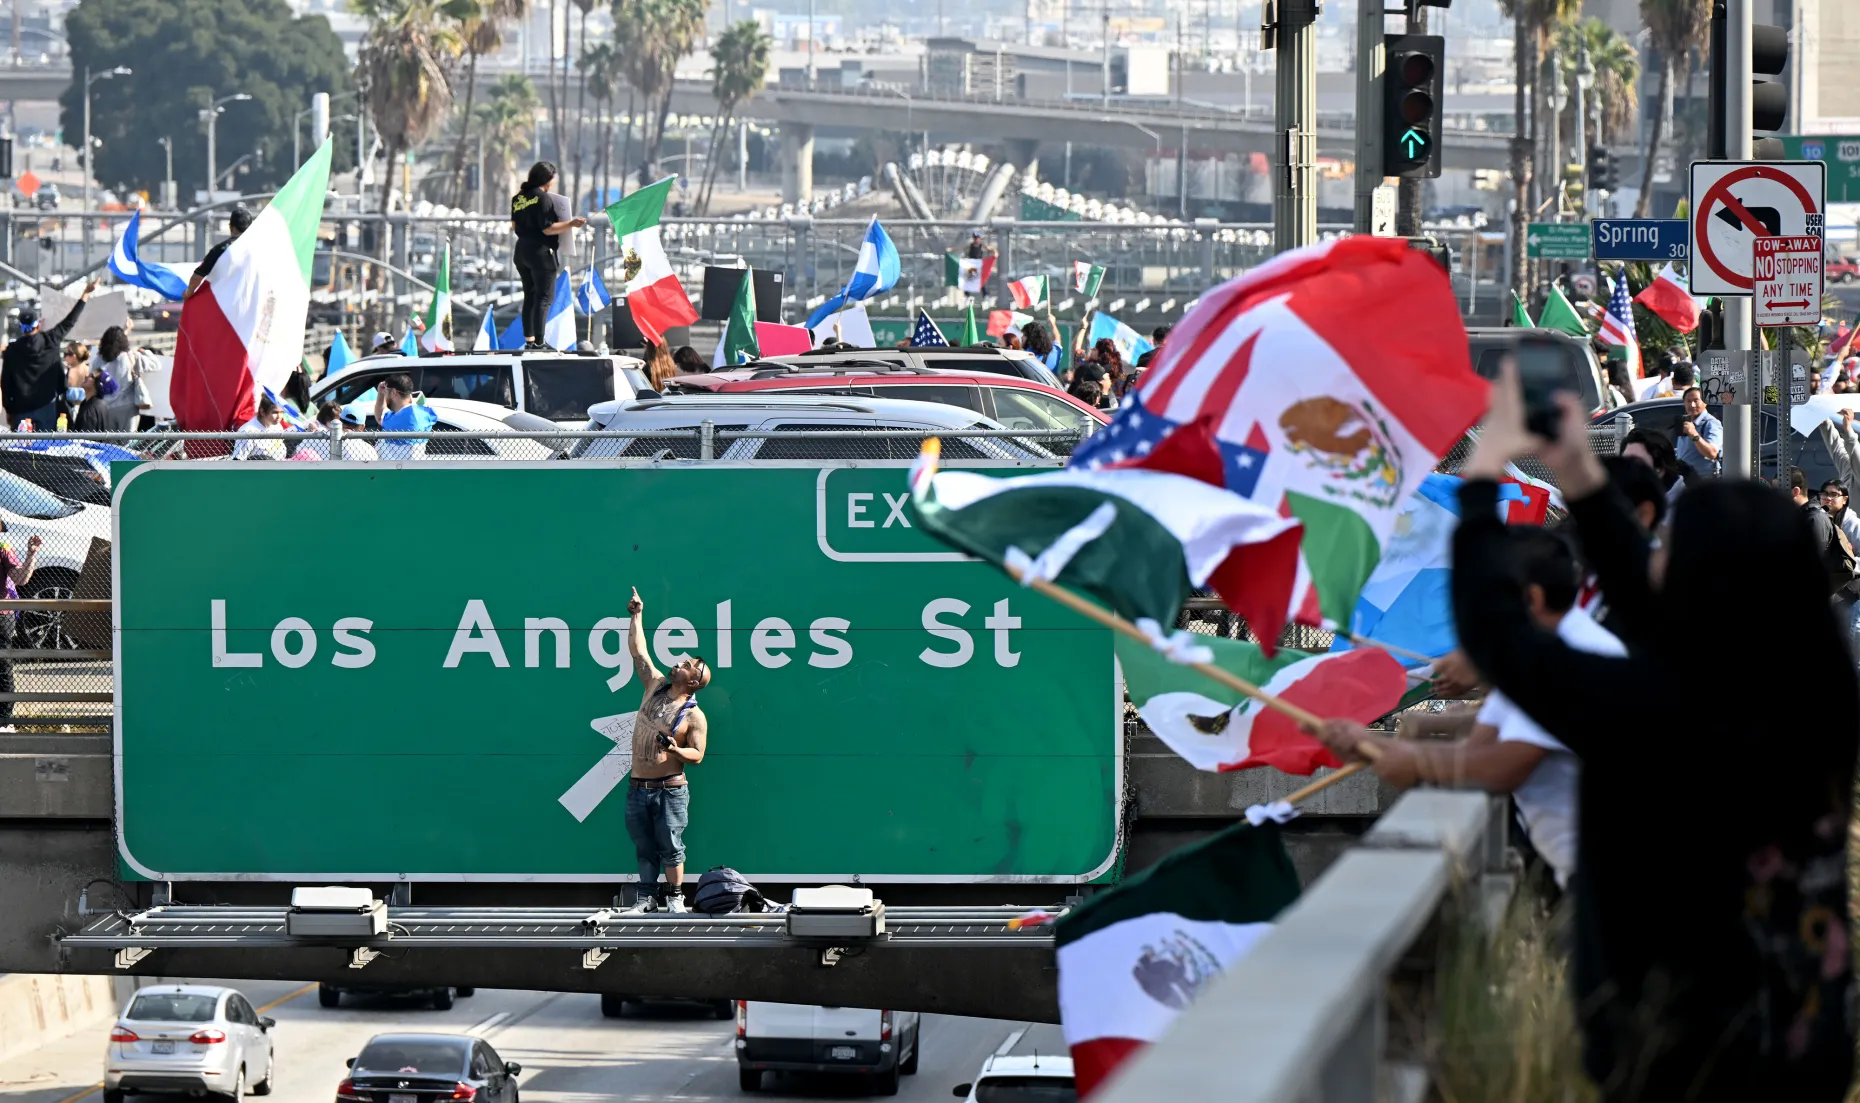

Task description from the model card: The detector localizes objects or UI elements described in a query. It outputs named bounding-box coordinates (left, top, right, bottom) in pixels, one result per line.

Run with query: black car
left=0, top=447, right=113, bottom=506
left=1466, top=327, right=1612, bottom=415
left=319, top=983, right=474, bottom=1010
left=338, top=1033, right=519, bottom=1103
left=1589, top=397, right=1839, bottom=488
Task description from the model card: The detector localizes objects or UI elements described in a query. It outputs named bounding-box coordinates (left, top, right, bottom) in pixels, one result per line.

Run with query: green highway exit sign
left=114, top=463, right=1120, bottom=883
left=1526, top=223, right=1591, bottom=259
left=1779, top=136, right=1860, bottom=203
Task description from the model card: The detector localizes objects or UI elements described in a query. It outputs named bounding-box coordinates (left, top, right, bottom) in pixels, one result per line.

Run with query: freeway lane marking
left=49, top=1083, right=101, bottom=1103
left=469, top=1011, right=510, bottom=1035
left=255, top=983, right=316, bottom=1014
left=994, top=1026, right=1029, bottom=1056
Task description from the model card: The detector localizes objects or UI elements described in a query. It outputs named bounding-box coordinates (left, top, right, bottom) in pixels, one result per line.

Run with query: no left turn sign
left=1688, top=161, right=1826, bottom=296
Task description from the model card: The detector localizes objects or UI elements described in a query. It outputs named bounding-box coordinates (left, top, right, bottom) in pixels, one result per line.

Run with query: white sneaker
left=623, top=895, right=657, bottom=914
left=664, top=894, right=689, bottom=914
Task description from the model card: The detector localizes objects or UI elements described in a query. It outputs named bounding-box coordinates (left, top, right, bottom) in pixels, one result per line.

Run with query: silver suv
left=573, top=394, right=1060, bottom=463
left=310, top=352, right=650, bottom=427
left=105, top=985, right=275, bottom=1102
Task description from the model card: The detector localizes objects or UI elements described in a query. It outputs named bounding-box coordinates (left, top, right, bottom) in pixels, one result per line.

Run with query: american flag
left=1597, top=271, right=1641, bottom=376
left=910, top=309, right=949, bottom=347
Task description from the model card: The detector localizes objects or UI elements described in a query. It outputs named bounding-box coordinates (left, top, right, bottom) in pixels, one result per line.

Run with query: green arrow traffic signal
left=1400, top=127, right=1428, bottom=159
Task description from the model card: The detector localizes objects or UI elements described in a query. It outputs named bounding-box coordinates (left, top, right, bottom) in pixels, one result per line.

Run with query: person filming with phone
left=1675, top=386, right=1722, bottom=477
left=622, top=586, right=712, bottom=913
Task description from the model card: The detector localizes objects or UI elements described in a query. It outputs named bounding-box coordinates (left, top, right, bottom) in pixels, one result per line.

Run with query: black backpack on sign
left=694, top=867, right=767, bottom=914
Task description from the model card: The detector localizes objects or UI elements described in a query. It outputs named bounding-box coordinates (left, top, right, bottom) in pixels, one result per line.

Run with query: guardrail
left=1097, top=790, right=1507, bottom=1102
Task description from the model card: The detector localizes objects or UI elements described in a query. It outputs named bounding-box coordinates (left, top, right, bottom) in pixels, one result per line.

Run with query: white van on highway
left=734, top=1001, right=920, bottom=1095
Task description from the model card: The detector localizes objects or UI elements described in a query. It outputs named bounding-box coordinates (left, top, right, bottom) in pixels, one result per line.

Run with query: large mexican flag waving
left=171, top=140, right=331, bottom=431
left=605, top=177, right=699, bottom=345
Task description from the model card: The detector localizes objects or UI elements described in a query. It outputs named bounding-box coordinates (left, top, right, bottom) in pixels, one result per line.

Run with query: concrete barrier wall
left=0, top=972, right=133, bottom=1065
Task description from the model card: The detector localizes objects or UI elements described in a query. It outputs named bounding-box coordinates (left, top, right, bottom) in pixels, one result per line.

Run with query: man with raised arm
left=623, top=586, right=712, bottom=913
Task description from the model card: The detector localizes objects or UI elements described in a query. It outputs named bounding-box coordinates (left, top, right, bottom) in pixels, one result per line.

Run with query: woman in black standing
left=509, top=162, right=585, bottom=350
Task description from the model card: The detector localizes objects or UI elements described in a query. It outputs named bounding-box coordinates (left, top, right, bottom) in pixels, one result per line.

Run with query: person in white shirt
left=231, top=395, right=285, bottom=460
left=1315, top=529, right=1623, bottom=889
left=1633, top=349, right=1677, bottom=402
left=294, top=402, right=380, bottom=462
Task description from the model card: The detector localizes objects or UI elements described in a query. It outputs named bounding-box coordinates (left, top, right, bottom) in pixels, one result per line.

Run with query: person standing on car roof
left=623, top=586, right=711, bottom=914
left=2, top=278, right=95, bottom=430
left=509, top=162, right=586, bottom=351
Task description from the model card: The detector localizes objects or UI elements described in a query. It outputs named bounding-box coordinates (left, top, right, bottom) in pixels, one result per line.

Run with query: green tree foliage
left=63, top=0, right=355, bottom=197
left=697, top=21, right=770, bottom=213
left=613, top=0, right=708, bottom=181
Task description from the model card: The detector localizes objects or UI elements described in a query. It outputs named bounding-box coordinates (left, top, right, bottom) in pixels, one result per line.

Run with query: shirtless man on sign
left=623, top=586, right=711, bottom=913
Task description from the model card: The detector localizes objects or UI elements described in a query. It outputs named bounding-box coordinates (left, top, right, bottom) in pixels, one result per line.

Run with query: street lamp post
left=1574, top=46, right=1595, bottom=215
left=81, top=65, right=130, bottom=213
left=156, top=136, right=174, bottom=209
left=296, top=90, right=360, bottom=167
left=1544, top=52, right=1567, bottom=219
left=204, top=92, right=253, bottom=200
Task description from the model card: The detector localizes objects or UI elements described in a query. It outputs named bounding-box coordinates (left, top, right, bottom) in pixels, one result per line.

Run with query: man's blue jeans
left=625, top=784, right=689, bottom=900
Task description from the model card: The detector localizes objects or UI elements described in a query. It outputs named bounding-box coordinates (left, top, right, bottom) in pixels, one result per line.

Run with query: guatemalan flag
left=109, top=208, right=191, bottom=301
left=171, top=142, right=331, bottom=431
left=805, top=217, right=900, bottom=328
left=544, top=269, right=577, bottom=350
left=474, top=309, right=499, bottom=352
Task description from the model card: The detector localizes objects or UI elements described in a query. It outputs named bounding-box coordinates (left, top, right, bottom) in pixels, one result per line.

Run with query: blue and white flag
left=108, top=209, right=191, bottom=301
left=805, top=217, right=900, bottom=328
left=576, top=267, right=613, bottom=315
left=399, top=327, right=420, bottom=356
left=497, top=315, right=525, bottom=351
left=262, top=386, right=317, bottom=432
left=1331, top=473, right=1462, bottom=671
left=910, top=309, right=949, bottom=348
left=0, top=439, right=139, bottom=483
left=474, top=310, right=498, bottom=352
left=1087, top=312, right=1154, bottom=364
left=325, top=331, right=355, bottom=379
left=545, top=268, right=577, bottom=350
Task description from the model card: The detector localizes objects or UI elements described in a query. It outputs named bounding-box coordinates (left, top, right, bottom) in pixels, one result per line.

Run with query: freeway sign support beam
left=1269, top=0, right=1319, bottom=252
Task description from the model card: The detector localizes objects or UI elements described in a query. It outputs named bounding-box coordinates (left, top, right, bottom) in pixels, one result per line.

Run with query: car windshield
left=354, top=1040, right=470, bottom=1076
left=127, top=993, right=219, bottom=1023
left=0, top=469, right=79, bottom=519
left=525, top=359, right=617, bottom=419
left=975, top=1076, right=1078, bottom=1102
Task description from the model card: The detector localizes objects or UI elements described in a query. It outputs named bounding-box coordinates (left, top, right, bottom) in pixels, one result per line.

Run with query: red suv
left=666, top=364, right=1108, bottom=452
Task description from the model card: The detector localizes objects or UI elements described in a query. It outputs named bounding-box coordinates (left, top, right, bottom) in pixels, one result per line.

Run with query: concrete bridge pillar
left=781, top=121, right=815, bottom=206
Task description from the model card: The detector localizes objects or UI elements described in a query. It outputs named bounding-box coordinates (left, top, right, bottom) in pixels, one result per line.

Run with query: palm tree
left=354, top=0, right=469, bottom=213
left=447, top=0, right=527, bottom=209
left=698, top=21, right=770, bottom=214
left=581, top=41, right=623, bottom=208
left=1564, top=19, right=1639, bottom=146
left=1635, top=0, right=1709, bottom=216
left=475, top=73, right=541, bottom=201
left=614, top=0, right=708, bottom=182
left=568, top=0, right=600, bottom=211
left=1498, top=0, right=1580, bottom=298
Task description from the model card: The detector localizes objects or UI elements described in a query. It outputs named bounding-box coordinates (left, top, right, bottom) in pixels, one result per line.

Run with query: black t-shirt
left=511, top=190, right=572, bottom=252
left=966, top=240, right=986, bottom=259
left=197, top=237, right=233, bottom=280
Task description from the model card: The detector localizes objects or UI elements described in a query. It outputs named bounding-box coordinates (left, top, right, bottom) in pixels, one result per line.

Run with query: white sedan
left=104, top=984, right=276, bottom=1103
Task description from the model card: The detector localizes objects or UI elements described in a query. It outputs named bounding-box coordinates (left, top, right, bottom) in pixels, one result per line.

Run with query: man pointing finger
left=623, top=586, right=712, bottom=913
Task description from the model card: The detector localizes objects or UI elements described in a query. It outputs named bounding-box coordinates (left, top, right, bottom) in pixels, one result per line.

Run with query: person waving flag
left=109, top=208, right=191, bottom=301
left=806, top=216, right=900, bottom=328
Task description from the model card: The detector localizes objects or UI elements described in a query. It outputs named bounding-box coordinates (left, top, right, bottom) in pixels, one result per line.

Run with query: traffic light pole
left=1351, top=0, right=1384, bottom=234
left=1396, top=6, right=1427, bottom=235
left=1271, top=0, right=1318, bottom=252
left=1721, top=0, right=1755, bottom=480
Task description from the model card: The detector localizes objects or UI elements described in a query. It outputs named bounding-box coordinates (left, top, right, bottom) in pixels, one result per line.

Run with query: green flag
left=1509, top=291, right=1534, bottom=329
left=961, top=304, right=980, bottom=346
left=715, top=266, right=761, bottom=366
left=1537, top=286, right=1590, bottom=338
left=419, top=242, right=453, bottom=352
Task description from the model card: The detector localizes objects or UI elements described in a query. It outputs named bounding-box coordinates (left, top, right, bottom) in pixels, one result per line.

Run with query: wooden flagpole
left=1345, top=633, right=1440, bottom=667
left=1003, top=564, right=1382, bottom=766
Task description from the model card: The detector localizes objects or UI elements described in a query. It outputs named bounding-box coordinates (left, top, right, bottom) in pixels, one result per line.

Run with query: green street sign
left=115, top=463, right=1120, bottom=883
left=1526, top=222, right=1592, bottom=259
left=1778, top=136, right=1860, bottom=203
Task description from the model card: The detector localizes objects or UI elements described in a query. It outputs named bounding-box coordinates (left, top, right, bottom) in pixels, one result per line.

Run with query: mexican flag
left=419, top=242, right=453, bottom=352
left=1073, top=261, right=1106, bottom=297
left=945, top=253, right=995, bottom=293
left=960, top=304, right=981, bottom=346
left=605, top=177, right=699, bottom=344
left=1008, top=273, right=1048, bottom=309
left=911, top=464, right=1304, bottom=635
left=1068, top=236, right=1487, bottom=641
left=171, top=140, right=331, bottom=431
left=712, top=266, right=762, bottom=367
left=1117, top=631, right=1407, bottom=773
left=1057, top=819, right=1300, bottom=1098
left=987, top=309, right=1032, bottom=338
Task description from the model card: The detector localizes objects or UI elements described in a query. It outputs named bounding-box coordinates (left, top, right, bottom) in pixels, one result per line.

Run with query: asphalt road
left=0, top=979, right=1064, bottom=1103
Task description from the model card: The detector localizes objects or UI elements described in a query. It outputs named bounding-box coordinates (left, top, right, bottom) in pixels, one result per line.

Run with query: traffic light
left=1708, top=1, right=1790, bottom=159
left=1383, top=34, right=1445, bottom=179
left=0, top=136, right=14, bottom=179
left=1588, top=145, right=1618, bottom=192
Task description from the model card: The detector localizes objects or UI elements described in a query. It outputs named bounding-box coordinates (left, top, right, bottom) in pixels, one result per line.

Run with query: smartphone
left=1515, top=335, right=1583, bottom=441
